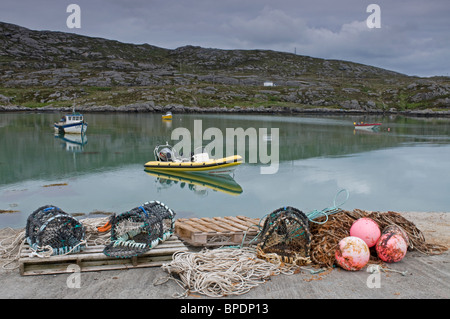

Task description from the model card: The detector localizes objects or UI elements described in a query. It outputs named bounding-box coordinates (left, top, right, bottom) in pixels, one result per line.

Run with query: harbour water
left=1, top=112, right=449, bottom=228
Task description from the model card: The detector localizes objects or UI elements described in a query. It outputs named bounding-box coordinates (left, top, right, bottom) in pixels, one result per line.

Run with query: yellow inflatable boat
left=144, top=143, right=243, bottom=174
left=161, top=112, right=172, bottom=120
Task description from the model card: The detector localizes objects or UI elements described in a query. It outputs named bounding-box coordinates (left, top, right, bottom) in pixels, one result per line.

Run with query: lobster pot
left=103, top=201, right=175, bottom=258
left=257, top=206, right=312, bottom=266
left=25, top=205, right=86, bottom=255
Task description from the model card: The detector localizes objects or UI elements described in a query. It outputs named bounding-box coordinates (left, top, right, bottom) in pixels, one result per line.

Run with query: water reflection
left=145, top=170, right=243, bottom=196
left=54, top=133, right=88, bottom=152
left=0, top=113, right=449, bottom=228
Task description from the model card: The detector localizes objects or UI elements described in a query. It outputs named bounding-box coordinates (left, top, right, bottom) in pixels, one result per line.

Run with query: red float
left=376, top=233, right=407, bottom=263
left=382, top=225, right=409, bottom=247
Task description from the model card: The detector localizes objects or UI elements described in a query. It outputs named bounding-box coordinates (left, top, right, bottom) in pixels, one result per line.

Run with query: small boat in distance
left=354, top=122, right=382, bottom=131
left=162, top=111, right=173, bottom=120
left=54, top=112, right=88, bottom=134
left=144, top=143, right=243, bottom=174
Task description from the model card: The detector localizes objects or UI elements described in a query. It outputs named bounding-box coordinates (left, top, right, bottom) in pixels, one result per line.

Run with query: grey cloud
left=0, top=0, right=449, bottom=76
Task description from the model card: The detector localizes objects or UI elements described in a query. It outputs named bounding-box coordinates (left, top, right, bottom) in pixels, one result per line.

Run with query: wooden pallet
left=175, top=216, right=261, bottom=247
left=19, top=236, right=188, bottom=276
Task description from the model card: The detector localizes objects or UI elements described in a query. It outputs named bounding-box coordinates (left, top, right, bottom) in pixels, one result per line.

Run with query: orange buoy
left=335, top=236, right=370, bottom=271
left=350, top=218, right=381, bottom=248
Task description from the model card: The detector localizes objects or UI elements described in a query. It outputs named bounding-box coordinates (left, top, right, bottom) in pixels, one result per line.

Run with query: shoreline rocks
left=1, top=103, right=449, bottom=117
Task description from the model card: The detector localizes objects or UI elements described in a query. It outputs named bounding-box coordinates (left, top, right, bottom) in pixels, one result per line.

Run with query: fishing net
left=103, top=201, right=175, bottom=258
left=256, top=206, right=312, bottom=266
left=309, top=209, right=448, bottom=268
left=348, top=209, right=448, bottom=255
left=25, top=205, right=86, bottom=256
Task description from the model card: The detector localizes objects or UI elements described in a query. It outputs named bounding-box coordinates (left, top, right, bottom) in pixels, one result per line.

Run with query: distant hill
left=1, top=21, right=449, bottom=114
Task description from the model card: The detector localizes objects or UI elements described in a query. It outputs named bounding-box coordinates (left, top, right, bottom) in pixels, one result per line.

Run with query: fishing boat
left=144, top=143, right=243, bottom=174
left=54, top=112, right=88, bottom=134
left=354, top=122, right=381, bottom=130
left=162, top=111, right=173, bottom=120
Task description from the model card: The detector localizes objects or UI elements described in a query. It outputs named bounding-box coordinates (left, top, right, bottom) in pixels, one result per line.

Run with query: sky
left=0, top=0, right=449, bottom=77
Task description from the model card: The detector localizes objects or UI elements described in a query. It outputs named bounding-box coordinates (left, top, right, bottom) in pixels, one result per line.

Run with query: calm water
left=1, top=112, right=449, bottom=228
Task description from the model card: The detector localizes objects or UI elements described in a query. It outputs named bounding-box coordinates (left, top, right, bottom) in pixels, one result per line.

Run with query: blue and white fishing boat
left=54, top=112, right=88, bottom=134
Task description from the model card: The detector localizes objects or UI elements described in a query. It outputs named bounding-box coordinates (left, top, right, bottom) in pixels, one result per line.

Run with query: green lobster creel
left=103, top=201, right=175, bottom=258
left=25, top=205, right=86, bottom=256
left=257, top=206, right=312, bottom=266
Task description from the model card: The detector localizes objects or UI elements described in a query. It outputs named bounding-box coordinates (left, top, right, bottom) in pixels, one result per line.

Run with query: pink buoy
left=335, top=236, right=370, bottom=271
left=350, top=218, right=381, bottom=248
left=376, top=233, right=407, bottom=263
left=382, top=225, right=409, bottom=247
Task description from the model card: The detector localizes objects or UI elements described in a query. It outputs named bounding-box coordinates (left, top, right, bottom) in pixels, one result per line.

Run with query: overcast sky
left=1, top=0, right=449, bottom=77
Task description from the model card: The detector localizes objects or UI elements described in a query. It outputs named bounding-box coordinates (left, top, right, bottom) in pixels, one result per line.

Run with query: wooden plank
left=222, top=216, right=254, bottom=231
left=191, top=218, right=231, bottom=233
left=174, top=224, right=200, bottom=241
left=237, top=215, right=262, bottom=227
left=197, top=218, right=232, bottom=233
left=182, top=219, right=214, bottom=233
left=175, top=216, right=261, bottom=247
left=21, top=255, right=175, bottom=276
left=201, top=218, right=238, bottom=232
left=236, top=216, right=261, bottom=230
left=20, top=236, right=184, bottom=257
left=211, top=218, right=241, bottom=232
left=19, top=235, right=188, bottom=276
left=224, top=218, right=258, bottom=233
left=20, top=244, right=186, bottom=263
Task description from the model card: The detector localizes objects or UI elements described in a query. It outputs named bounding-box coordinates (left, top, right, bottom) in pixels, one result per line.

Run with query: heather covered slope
left=1, top=21, right=449, bottom=113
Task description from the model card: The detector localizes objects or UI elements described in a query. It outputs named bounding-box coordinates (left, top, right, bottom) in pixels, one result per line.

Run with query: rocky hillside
left=1, top=21, right=449, bottom=114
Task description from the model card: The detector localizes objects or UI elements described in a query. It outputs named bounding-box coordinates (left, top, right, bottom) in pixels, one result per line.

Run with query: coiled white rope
left=0, top=228, right=26, bottom=270
left=158, top=247, right=299, bottom=298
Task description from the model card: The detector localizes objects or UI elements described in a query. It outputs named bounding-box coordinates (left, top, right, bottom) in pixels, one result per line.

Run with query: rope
left=306, top=189, right=349, bottom=224
left=80, top=217, right=111, bottom=246
left=28, top=245, right=54, bottom=258
left=159, top=247, right=299, bottom=298
left=0, top=228, right=26, bottom=270
left=367, top=264, right=408, bottom=276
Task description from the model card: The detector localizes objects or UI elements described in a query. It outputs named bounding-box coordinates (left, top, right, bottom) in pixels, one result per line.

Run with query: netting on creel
left=103, top=201, right=175, bottom=258
left=25, top=205, right=86, bottom=256
left=256, top=206, right=312, bottom=266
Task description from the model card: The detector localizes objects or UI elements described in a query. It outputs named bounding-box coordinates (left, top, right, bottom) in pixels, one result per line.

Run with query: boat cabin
left=60, top=114, right=84, bottom=123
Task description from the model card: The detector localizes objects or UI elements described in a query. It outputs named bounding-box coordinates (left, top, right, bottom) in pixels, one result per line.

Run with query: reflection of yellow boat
left=145, top=169, right=243, bottom=196
left=144, top=143, right=243, bottom=174
left=162, top=112, right=172, bottom=120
